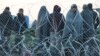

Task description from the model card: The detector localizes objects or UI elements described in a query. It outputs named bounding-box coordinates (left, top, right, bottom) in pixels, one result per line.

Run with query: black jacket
left=0, top=12, right=13, bottom=36
left=49, top=12, right=65, bottom=35
left=13, top=13, right=27, bottom=33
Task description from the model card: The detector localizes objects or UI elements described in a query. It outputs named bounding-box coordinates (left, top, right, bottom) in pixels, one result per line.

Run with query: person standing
left=0, top=7, right=13, bottom=36
left=36, top=6, right=50, bottom=41
left=88, top=3, right=100, bottom=29
left=0, top=7, right=13, bottom=52
left=63, top=4, right=83, bottom=41
left=13, top=8, right=28, bottom=34
left=81, top=5, right=95, bottom=43
left=49, top=5, right=65, bottom=36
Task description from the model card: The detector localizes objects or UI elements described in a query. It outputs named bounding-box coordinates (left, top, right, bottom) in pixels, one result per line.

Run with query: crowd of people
left=35, top=3, right=100, bottom=44
left=0, top=3, right=99, bottom=44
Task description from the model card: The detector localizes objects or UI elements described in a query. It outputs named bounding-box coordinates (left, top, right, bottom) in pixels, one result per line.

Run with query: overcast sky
left=0, top=0, right=100, bottom=25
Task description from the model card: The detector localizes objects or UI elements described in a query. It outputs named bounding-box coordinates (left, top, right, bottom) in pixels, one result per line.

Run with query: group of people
left=0, top=7, right=29, bottom=37
left=0, top=7, right=29, bottom=52
left=0, top=3, right=99, bottom=44
left=35, top=3, right=100, bottom=43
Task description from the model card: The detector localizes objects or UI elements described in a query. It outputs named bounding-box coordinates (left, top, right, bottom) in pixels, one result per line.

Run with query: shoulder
left=0, top=13, right=5, bottom=16
left=92, top=10, right=97, bottom=15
